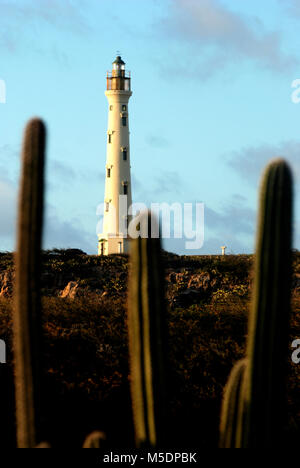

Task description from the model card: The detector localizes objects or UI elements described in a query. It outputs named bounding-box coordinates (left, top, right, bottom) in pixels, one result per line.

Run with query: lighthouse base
left=98, top=235, right=130, bottom=256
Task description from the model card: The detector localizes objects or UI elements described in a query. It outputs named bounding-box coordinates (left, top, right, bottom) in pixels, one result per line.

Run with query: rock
left=60, top=281, right=80, bottom=299
left=188, top=273, right=209, bottom=289
left=0, top=286, right=11, bottom=298
left=0, top=270, right=14, bottom=297
left=187, top=272, right=219, bottom=291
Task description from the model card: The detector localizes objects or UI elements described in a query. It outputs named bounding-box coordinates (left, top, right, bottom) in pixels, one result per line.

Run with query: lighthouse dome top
left=113, top=55, right=125, bottom=65
left=112, top=55, right=126, bottom=74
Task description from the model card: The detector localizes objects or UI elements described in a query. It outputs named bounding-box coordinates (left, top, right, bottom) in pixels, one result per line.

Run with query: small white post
left=221, top=246, right=227, bottom=256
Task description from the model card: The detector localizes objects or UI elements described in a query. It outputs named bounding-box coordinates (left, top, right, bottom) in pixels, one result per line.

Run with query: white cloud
left=158, top=0, right=297, bottom=79
left=227, top=140, right=300, bottom=186
left=278, top=0, right=300, bottom=18
left=0, top=0, right=90, bottom=53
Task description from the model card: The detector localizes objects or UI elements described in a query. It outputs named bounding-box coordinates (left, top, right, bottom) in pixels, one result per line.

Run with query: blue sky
left=0, top=0, right=299, bottom=255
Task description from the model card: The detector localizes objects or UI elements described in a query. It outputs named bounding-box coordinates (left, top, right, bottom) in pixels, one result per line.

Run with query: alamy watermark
left=0, top=339, right=6, bottom=364
left=292, top=339, right=300, bottom=364
left=291, top=79, right=300, bottom=103
left=96, top=198, right=204, bottom=250
left=0, top=79, right=6, bottom=104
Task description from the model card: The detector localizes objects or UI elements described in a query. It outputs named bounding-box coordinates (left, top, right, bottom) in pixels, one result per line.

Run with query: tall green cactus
left=13, top=118, right=46, bottom=448
left=219, top=158, right=293, bottom=448
left=243, top=158, right=293, bottom=448
left=219, top=358, right=247, bottom=448
left=127, top=211, right=167, bottom=448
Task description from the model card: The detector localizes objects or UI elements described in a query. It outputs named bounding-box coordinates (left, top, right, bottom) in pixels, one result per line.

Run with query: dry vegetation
left=0, top=250, right=299, bottom=447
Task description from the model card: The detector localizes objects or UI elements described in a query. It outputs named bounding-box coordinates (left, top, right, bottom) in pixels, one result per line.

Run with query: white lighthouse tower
left=98, top=55, right=133, bottom=255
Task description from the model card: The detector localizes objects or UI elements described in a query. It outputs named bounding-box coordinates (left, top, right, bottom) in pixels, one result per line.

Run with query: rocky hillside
left=0, top=248, right=299, bottom=301
left=0, top=249, right=299, bottom=448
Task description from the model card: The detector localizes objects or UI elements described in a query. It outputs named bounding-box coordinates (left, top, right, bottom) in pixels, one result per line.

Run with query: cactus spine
left=127, top=212, right=167, bottom=448
left=219, top=358, right=247, bottom=448
left=13, top=118, right=46, bottom=448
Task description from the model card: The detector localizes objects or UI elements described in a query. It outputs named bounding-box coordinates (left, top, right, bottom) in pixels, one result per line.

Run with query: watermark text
left=292, top=339, right=300, bottom=364
left=96, top=198, right=204, bottom=250
left=0, top=79, right=6, bottom=104
left=0, top=339, right=6, bottom=364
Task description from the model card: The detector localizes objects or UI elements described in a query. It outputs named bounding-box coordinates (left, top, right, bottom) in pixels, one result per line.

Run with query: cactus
left=127, top=211, right=167, bottom=448
left=83, top=431, right=106, bottom=448
left=219, top=358, right=247, bottom=448
left=9, top=121, right=294, bottom=448
left=242, top=158, right=293, bottom=447
left=13, top=118, right=46, bottom=448
left=220, top=158, right=293, bottom=448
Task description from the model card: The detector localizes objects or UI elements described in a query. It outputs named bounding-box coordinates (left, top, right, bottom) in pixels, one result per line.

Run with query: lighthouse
left=98, top=55, right=133, bottom=255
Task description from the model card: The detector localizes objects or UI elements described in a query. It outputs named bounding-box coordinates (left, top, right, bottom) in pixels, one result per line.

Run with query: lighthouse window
left=122, top=105, right=127, bottom=111
left=108, top=134, right=112, bottom=144
left=105, top=202, right=109, bottom=212
left=107, top=168, right=111, bottom=178
left=122, top=116, right=127, bottom=126
left=110, top=105, right=113, bottom=111
left=123, top=185, right=128, bottom=195
left=100, top=242, right=104, bottom=255
left=122, top=149, right=127, bottom=161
